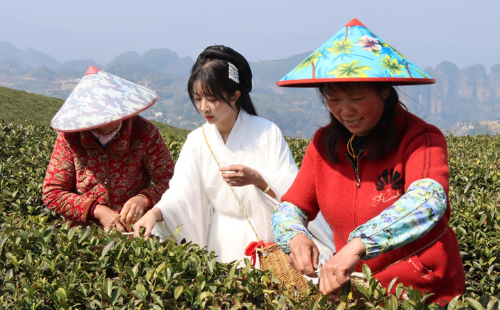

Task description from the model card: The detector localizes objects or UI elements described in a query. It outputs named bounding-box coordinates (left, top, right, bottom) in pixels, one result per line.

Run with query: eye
left=327, top=97, right=341, bottom=103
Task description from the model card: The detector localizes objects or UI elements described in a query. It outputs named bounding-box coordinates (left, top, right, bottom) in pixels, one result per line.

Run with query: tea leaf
left=174, top=286, right=183, bottom=300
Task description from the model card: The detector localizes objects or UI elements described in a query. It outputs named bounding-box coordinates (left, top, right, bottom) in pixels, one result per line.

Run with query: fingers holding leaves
left=120, top=195, right=148, bottom=224
left=95, top=204, right=131, bottom=232
left=288, top=233, right=319, bottom=278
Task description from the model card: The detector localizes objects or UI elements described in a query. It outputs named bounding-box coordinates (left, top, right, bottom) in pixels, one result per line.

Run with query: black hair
left=317, top=82, right=406, bottom=163
left=187, top=45, right=257, bottom=116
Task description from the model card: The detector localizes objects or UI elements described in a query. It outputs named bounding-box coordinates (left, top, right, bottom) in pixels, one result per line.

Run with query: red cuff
left=139, top=192, right=153, bottom=212
left=89, top=200, right=99, bottom=219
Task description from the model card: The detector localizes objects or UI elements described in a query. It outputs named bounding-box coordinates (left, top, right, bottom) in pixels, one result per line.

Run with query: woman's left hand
left=319, top=238, right=366, bottom=301
left=120, top=195, right=148, bottom=224
left=219, top=165, right=266, bottom=188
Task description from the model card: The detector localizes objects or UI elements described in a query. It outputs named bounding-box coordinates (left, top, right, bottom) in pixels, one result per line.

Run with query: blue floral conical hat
left=277, top=18, right=434, bottom=87
left=51, top=66, right=158, bottom=132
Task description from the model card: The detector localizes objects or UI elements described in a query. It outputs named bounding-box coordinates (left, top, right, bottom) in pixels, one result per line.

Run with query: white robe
left=154, top=111, right=334, bottom=265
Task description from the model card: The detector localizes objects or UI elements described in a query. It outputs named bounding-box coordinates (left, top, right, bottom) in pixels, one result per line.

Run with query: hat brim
left=51, top=94, right=158, bottom=133
left=276, top=77, right=435, bottom=88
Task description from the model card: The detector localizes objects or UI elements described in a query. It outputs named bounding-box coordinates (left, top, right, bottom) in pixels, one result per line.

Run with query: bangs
left=317, top=82, right=390, bottom=102
left=326, top=82, right=366, bottom=95
left=187, top=61, right=231, bottom=105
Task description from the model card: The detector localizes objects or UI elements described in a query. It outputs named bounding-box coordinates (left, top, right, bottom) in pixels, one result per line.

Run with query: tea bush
left=1, top=120, right=500, bottom=309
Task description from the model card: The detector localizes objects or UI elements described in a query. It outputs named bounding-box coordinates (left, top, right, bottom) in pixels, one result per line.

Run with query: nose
left=339, top=101, right=356, bottom=117
left=198, top=98, right=210, bottom=113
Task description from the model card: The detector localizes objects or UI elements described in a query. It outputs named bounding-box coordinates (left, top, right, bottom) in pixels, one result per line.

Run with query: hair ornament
left=228, top=62, right=240, bottom=84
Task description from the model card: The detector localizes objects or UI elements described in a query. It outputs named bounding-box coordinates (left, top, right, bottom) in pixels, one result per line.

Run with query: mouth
left=204, top=115, right=214, bottom=120
left=343, top=118, right=362, bottom=125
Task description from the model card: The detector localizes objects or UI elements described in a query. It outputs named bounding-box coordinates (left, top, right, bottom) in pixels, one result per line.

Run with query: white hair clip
left=228, top=62, right=239, bottom=84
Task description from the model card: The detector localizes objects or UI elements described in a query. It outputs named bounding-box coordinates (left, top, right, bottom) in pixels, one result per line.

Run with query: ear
left=231, top=90, right=241, bottom=103
left=382, top=86, right=391, bottom=100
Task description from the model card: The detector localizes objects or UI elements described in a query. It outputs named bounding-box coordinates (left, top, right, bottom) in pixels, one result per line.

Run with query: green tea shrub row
left=1, top=120, right=500, bottom=308
left=447, top=135, right=500, bottom=297
left=2, top=213, right=496, bottom=310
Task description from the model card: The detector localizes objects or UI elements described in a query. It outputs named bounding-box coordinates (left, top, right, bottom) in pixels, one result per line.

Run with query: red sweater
left=43, top=116, right=174, bottom=225
left=282, top=108, right=465, bottom=303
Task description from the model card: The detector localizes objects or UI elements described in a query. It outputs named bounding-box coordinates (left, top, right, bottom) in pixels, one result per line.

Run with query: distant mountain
left=59, top=59, right=103, bottom=78
left=0, top=41, right=61, bottom=71
left=106, top=48, right=193, bottom=77
left=400, top=61, right=500, bottom=130
left=0, top=41, right=499, bottom=137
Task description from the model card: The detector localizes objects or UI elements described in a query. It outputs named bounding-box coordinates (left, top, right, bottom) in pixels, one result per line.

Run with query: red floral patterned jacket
left=43, top=116, right=174, bottom=225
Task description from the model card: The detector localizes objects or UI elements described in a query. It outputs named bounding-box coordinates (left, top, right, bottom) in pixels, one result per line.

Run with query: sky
left=0, top=0, right=499, bottom=71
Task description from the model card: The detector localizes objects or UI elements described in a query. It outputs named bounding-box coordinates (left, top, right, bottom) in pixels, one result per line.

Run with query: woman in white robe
left=134, top=45, right=333, bottom=266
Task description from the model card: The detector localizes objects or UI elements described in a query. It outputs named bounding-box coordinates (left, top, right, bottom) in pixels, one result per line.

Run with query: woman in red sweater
left=271, top=19, right=465, bottom=304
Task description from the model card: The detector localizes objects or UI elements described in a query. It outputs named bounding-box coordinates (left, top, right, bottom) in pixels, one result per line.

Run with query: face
left=94, top=120, right=120, bottom=135
left=325, top=83, right=390, bottom=136
left=193, top=82, right=240, bottom=128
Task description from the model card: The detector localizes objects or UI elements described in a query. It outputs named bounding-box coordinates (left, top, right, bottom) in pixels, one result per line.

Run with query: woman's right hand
left=94, top=204, right=131, bottom=232
left=288, top=233, right=319, bottom=278
left=133, top=208, right=163, bottom=238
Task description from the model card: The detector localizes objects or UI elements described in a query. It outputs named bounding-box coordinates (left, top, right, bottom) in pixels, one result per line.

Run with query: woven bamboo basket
left=349, top=272, right=370, bottom=300
left=259, top=243, right=309, bottom=292
left=259, top=246, right=372, bottom=298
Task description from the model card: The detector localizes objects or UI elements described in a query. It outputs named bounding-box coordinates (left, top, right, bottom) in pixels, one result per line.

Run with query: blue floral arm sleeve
left=348, top=178, right=447, bottom=260
left=271, top=202, right=312, bottom=255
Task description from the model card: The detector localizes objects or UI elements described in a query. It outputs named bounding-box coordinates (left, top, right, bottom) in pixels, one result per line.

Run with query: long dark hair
left=317, top=82, right=405, bottom=163
left=187, top=45, right=257, bottom=116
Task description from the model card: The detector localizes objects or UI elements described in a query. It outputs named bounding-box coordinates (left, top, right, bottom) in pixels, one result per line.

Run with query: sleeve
left=139, top=126, right=175, bottom=210
left=271, top=201, right=312, bottom=254
left=42, top=133, right=95, bottom=223
left=347, top=124, right=450, bottom=260
left=348, top=178, right=447, bottom=260
left=153, top=134, right=211, bottom=247
left=402, top=125, right=450, bottom=214
left=256, top=125, right=298, bottom=203
left=280, top=140, right=321, bottom=221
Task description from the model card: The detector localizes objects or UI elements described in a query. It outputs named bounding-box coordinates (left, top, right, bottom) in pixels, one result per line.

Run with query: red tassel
left=244, top=240, right=275, bottom=268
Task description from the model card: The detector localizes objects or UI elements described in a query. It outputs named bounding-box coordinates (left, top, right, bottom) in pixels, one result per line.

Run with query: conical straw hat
left=277, top=18, right=434, bottom=87
left=51, top=66, right=158, bottom=132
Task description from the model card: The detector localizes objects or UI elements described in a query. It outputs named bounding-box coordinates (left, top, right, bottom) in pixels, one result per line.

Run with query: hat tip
left=84, top=66, right=101, bottom=76
left=345, top=18, right=366, bottom=28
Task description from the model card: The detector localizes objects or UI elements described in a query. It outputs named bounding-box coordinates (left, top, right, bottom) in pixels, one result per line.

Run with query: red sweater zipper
left=345, top=152, right=361, bottom=187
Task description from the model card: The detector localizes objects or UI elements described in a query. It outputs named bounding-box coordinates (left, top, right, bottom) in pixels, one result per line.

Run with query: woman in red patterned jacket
left=43, top=66, right=174, bottom=232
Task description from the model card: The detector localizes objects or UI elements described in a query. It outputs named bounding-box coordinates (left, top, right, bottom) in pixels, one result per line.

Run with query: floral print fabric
left=349, top=179, right=447, bottom=260
left=272, top=179, right=446, bottom=258
left=271, top=202, right=312, bottom=255
left=277, top=18, right=433, bottom=86
left=43, top=116, right=174, bottom=224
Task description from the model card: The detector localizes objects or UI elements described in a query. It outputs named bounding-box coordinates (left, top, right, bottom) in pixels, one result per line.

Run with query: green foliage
left=0, top=216, right=284, bottom=309
left=151, top=120, right=190, bottom=138
left=0, top=122, right=57, bottom=217
left=0, top=86, right=64, bottom=125
left=1, top=120, right=500, bottom=308
left=447, top=135, right=500, bottom=298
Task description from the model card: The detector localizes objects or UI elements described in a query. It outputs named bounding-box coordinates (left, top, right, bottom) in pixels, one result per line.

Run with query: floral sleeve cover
left=272, top=179, right=446, bottom=258
left=348, top=178, right=447, bottom=260
left=271, top=202, right=312, bottom=255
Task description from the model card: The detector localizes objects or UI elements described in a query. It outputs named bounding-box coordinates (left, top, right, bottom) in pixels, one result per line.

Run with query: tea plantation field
left=1, top=120, right=500, bottom=309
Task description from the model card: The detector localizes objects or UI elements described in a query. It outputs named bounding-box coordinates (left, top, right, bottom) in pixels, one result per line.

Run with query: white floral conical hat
left=277, top=18, right=434, bottom=87
left=51, top=66, right=158, bottom=132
